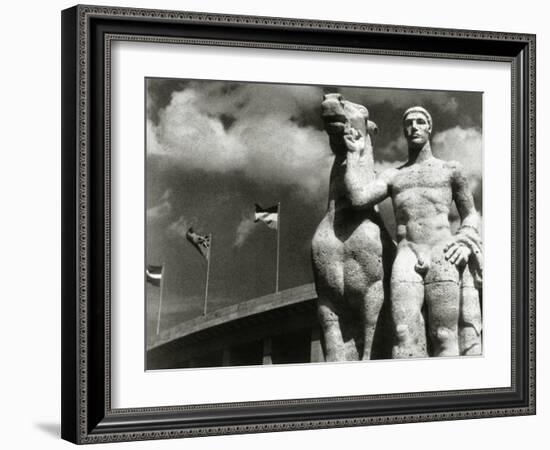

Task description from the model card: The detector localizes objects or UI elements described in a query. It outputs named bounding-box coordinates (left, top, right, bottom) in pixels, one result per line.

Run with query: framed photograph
left=61, top=4, right=536, bottom=444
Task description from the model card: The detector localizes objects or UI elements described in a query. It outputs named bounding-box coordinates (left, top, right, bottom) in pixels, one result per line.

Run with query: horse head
left=321, top=93, right=378, bottom=156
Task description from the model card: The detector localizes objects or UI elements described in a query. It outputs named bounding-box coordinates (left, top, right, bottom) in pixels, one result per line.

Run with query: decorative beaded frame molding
left=61, top=4, right=536, bottom=445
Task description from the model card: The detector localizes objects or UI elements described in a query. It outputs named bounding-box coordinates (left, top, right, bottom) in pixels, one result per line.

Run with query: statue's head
left=321, top=93, right=377, bottom=155
left=402, top=106, right=432, bottom=149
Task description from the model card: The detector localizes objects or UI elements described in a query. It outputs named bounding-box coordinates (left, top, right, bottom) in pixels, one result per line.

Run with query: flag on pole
left=254, top=202, right=281, bottom=292
left=146, top=265, right=163, bottom=287
left=186, top=228, right=213, bottom=316
left=147, top=263, right=166, bottom=334
left=186, top=227, right=211, bottom=260
left=254, top=203, right=279, bottom=230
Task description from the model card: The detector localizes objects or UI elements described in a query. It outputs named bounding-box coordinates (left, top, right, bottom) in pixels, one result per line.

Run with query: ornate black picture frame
left=61, top=4, right=536, bottom=444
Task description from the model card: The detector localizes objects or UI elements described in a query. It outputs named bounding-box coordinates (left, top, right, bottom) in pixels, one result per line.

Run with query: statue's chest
left=393, top=164, right=452, bottom=195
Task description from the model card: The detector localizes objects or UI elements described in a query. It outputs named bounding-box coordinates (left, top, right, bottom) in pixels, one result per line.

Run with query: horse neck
left=348, top=143, right=375, bottom=178
left=327, top=143, right=375, bottom=210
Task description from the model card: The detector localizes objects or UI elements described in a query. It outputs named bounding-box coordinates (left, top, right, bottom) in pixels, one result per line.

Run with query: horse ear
left=367, top=120, right=378, bottom=136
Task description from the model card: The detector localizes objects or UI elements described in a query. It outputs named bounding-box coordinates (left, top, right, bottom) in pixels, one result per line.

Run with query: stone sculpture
left=312, top=96, right=483, bottom=360
left=354, top=106, right=483, bottom=358
left=311, top=93, right=395, bottom=361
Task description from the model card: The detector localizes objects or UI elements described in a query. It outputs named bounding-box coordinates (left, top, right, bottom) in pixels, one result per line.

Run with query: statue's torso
left=392, top=158, right=454, bottom=245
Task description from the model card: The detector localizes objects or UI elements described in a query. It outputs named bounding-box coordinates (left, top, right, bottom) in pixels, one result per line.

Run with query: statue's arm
left=347, top=167, right=395, bottom=209
left=450, top=161, right=479, bottom=230
left=445, top=161, right=482, bottom=268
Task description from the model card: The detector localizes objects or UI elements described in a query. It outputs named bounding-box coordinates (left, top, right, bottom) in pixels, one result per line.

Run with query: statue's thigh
left=460, top=265, right=482, bottom=333
left=390, top=245, right=424, bottom=320
left=424, top=243, right=461, bottom=331
left=425, top=243, right=460, bottom=284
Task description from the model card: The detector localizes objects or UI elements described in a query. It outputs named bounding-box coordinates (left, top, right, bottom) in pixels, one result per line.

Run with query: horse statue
left=312, top=93, right=395, bottom=361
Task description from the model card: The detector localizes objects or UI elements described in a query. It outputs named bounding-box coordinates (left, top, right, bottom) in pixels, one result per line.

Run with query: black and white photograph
left=54, top=1, right=537, bottom=446
left=145, top=78, right=483, bottom=370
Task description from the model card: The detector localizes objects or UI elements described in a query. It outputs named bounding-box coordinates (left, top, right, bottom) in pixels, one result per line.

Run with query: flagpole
left=203, top=234, right=212, bottom=316
left=155, top=263, right=165, bottom=335
left=275, top=202, right=280, bottom=293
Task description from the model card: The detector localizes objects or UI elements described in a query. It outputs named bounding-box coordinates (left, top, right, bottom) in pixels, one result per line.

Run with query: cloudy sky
left=145, top=78, right=482, bottom=341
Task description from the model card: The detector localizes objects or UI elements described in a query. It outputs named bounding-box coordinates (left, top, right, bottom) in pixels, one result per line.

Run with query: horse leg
left=318, top=295, right=347, bottom=362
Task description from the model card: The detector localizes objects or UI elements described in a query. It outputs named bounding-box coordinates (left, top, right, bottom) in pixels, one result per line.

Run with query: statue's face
left=403, top=111, right=431, bottom=148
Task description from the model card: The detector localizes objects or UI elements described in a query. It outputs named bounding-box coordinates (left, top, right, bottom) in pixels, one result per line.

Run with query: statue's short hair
left=402, top=106, right=432, bottom=130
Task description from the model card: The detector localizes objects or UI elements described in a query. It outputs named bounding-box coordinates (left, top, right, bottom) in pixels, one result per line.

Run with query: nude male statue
left=347, top=106, right=483, bottom=358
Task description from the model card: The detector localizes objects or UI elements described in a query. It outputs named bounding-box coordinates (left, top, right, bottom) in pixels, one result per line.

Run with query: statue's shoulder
left=441, top=159, right=470, bottom=187
left=444, top=159, right=462, bottom=170
left=443, top=159, right=466, bottom=177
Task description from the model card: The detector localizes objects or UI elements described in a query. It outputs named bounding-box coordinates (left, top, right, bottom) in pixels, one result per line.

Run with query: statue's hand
left=444, top=240, right=471, bottom=267
left=342, top=126, right=365, bottom=154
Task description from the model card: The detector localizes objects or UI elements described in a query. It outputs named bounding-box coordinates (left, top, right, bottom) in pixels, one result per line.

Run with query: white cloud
left=147, top=201, right=171, bottom=221
left=159, top=189, right=172, bottom=201
left=146, top=189, right=173, bottom=222
left=234, top=215, right=256, bottom=248
left=147, top=84, right=333, bottom=199
left=167, top=215, right=190, bottom=241
left=432, top=126, right=482, bottom=178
